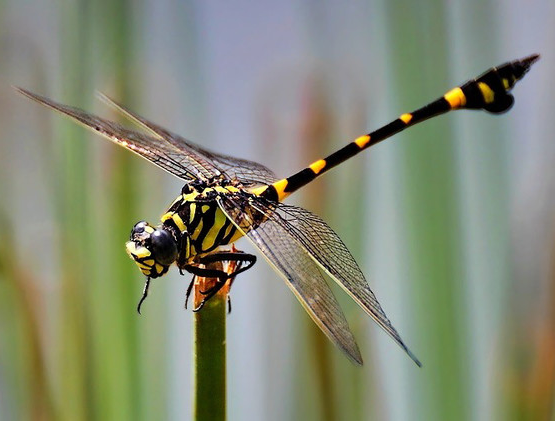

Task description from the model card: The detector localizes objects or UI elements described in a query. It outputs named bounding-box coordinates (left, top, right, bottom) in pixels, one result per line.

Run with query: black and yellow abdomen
left=160, top=185, right=244, bottom=261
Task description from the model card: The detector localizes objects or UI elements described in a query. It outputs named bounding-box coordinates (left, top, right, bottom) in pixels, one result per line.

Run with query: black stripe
left=220, top=221, right=238, bottom=245
left=325, top=142, right=362, bottom=168
left=284, top=168, right=317, bottom=193
left=213, top=219, right=229, bottom=246
left=410, top=98, right=451, bottom=122
left=283, top=97, right=452, bottom=194
left=187, top=203, right=203, bottom=235
left=277, top=55, right=538, bottom=196
left=195, top=204, right=217, bottom=252
left=260, top=185, right=279, bottom=202
left=460, top=81, right=484, bottom=109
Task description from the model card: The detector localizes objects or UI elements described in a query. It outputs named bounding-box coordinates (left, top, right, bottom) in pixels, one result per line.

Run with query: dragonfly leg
left=136, top=277, right=151, bottom=314
left=183, top=264, right=230, bottom=312
left=196, top=251, right=257, bottom=280
left=184, top=275, right=195, bottom=309
left=184, top=252, right=257, bottom=311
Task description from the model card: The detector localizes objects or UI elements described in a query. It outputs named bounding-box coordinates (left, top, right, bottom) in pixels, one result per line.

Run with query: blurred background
left=1, top=0, right=554, bottom=419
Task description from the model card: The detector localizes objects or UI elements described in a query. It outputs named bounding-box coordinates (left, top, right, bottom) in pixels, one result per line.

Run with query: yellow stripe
left=443, top=87, right=466, bottom=109
left=214, top=185, right=240, bottom=194
left=162, top=212, right=187, bottom=232
left=249, top=185, right=267, bottom=196
left=183, top=192, right=199, bottom=202
left=272, top=179, right=290, bottom=201
left=250, top=180, right=290, bottom=201
left=502, top=78, right=510, bottom=90
left=309, top=159, right=326, bottom=174
left=400, top=113, right=413, bottom=124
left=169, top=195, right=183, bottom=208
left=223, top=222, right=235, bottom=239
left=162, top=212, right=181, bottom=231
left=189, top=203, right=197, bottom=223
left=173, top=213, right=186, bottom=232
left=354, top=135, right=370, bottom=148
left=478, top=82, right=495, bottom=104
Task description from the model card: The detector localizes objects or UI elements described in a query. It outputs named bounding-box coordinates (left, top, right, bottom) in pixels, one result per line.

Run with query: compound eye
left=131, top=221, right=148, bottom=237
left=151, top=229, right=178, bottom=265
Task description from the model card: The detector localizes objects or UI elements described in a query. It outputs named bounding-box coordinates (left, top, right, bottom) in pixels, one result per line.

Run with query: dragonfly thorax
left=126, top=221, right=178, bottom=279
left=161, top=184, right=245, bottom=265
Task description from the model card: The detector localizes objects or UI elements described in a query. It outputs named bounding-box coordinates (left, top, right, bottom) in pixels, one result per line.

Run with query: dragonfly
left=16, top=54, right=538, bottom=366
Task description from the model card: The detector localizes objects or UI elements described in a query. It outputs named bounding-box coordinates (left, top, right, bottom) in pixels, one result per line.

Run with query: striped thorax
left=127, top=178, right=251, bottom=278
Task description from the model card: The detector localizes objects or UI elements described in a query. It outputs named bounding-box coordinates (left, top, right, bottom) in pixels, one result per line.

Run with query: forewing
left=217, top=194, right=362, bottom=365
left=17, top=88, right=213, bottom=181
left=264, top=203, right=421, bottom=366
left=98, top=92, right=278, bottom=186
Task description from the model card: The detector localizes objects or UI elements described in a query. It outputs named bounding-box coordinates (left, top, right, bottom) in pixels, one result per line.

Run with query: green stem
left=193, top=290, right=227, bottom=420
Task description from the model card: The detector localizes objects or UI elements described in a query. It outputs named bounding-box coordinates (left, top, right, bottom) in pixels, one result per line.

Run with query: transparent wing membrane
left=17, top=88, right=277, bottom=186
left=263, top=203, right=421, bottom=366
left=217, top=194, right=363, bottom=365
left=98, top=92, right=278, bottom=186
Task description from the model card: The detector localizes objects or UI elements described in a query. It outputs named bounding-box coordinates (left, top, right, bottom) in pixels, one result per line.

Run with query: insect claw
left=192, top=300, right=206, bottom=313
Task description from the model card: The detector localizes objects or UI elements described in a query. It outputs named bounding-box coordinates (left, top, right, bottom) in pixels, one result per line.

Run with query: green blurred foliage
left=0, top=0, right=553, bottom=420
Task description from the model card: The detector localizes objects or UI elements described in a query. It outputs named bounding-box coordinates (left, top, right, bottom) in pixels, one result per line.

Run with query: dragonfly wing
left=196, top=151, right=278, bottom=187
left=217, top=194, right=362, bottom=365
left=17, top=88, right=217, bottom=181
left=98, top=92, right=278, bottom=186
left=262, top=203, right=422, bottom=366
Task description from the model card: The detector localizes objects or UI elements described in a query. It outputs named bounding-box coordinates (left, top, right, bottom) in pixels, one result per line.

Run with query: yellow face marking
left=126, top=242, right=151, bottom=259
left=272, top=179, right=290, bottom=201
left=309, top=159, right=326, bottom=175
left=144, top=225, right=155, bottom=234
left=478, top=82, right=495, bottom=104
left=400, top=113, right=413, bottom=124
left=443, top=87, right=466, bottom=109
left=201, top=205, right=210, bottom=213
left=143, top=259, right=155, bottom=266
left=354, top=135, right=370, bottom=148
left=155, top=264, right=164, bottom=274
left=137, top=262, right=151, bottom=271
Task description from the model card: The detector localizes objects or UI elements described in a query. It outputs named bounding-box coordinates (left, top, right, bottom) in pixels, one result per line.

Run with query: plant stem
left=193, top=261, right=234, bottom=421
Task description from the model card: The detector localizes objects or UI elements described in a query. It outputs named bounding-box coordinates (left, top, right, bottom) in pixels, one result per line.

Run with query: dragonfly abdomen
left=257, top=54, right=539, bottom=203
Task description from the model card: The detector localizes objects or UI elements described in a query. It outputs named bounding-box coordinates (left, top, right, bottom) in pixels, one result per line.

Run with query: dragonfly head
left=126, top=221, right=178, bottom=278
